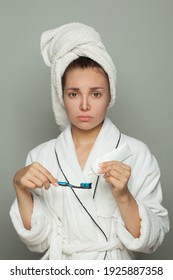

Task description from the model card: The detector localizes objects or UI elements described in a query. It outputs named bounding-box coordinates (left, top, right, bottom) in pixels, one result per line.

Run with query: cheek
left=63, top=98, right=72, bottom=111
left=96, top=99, right=109, bottom=112
left=93, top=105, right=108, bottom=121
left=64, top=100, right=77, bottom=118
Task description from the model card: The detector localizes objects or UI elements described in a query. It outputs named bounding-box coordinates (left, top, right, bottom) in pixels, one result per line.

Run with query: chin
left=72, top=121, right=103, bottom=131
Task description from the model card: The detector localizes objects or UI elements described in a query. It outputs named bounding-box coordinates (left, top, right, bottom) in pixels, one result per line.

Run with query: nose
left=80, top=95, right=91, bottom=111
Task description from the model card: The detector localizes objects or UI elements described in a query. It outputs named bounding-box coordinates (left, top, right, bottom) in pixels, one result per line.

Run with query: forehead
left=64, top=67, right=109, bottom=84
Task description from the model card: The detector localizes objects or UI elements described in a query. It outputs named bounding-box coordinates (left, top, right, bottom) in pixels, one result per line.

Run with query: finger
left=34, top=163, right=58, bottom=186
left=43, top=180, right=51, bottom=190
left=99, top=160, right=130, bottom=169
left=104, top=169, right=123, bottom=180
left=22, top=168, right=56, bottom=190
left=104, top=175, right=128, bottom=191
left=23, top=167, right=46, bottom=188
left=19, top=177, right=39, bottom=189
left=100, top=163, right=131, bottom=176
left=30, top=168, right=50, bottom=185
left=104, top=175, right=121, bottom=187
left=104, top=167, right=131, bottom=180
left=28, top=176, right=50, bottom=190
left=26, top=174, right=45, bottom=188
left=100, top=161, right=131, bottom=171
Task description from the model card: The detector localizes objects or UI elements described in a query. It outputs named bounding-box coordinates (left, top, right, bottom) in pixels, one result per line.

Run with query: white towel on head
left=40, top=22, right=117, bottom=130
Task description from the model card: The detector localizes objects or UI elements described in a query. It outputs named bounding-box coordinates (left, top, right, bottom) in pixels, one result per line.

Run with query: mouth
left=77, top=116, right=93, bottom=122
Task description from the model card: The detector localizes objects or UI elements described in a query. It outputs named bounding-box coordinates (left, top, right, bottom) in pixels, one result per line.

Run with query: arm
left=13, top=162, right=58, bottom=230
left=100, top=161, right=141, bottom=238
left=100, top=144, right=169, bottom=253
left=115, top=190, right=140, bottom=238
left=13, top=185, right=33, bottom=230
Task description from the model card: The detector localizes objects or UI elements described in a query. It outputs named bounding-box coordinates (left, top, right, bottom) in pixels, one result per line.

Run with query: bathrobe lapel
left=54, top=118, right=121, bottom=231
left=82, top=118, right=121, bottom=180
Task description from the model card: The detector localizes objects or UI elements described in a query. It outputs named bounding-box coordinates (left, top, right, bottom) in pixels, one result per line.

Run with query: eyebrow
left=65, top=87, right=104, bottom=91
left=90, top=87, right=104, bottom=90
left=65, top=87, right=80, bottom=91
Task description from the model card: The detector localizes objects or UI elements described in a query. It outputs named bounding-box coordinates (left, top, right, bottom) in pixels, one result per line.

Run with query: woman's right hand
left=13, top=162, right=58, bottom=190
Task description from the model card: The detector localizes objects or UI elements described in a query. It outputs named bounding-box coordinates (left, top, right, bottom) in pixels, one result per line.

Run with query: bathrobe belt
left=62, top=238, right=124, bottom=255
left=42, top=235, right=124, bottom=260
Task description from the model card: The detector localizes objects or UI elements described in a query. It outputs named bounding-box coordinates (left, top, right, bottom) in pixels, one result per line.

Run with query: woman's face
left=63, top=67, right=110, bottom=131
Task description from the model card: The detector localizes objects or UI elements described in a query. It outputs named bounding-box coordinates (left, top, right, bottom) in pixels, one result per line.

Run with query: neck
left=71, top=122, right=103, bottom=147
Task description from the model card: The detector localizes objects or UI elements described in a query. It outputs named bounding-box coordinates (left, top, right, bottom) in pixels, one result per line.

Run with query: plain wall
left=0, top=0, right=172, bottom=259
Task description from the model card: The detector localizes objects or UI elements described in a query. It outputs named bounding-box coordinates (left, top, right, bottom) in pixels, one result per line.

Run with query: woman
left=10, top=23, right=169, bottom=260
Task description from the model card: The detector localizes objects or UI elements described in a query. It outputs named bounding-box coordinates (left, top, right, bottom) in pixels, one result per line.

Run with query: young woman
left=10, top=23, right=169, bottom=260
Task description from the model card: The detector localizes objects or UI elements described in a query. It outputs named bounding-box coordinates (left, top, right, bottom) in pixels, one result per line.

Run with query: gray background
left=0, top=0, right=172, bottom=260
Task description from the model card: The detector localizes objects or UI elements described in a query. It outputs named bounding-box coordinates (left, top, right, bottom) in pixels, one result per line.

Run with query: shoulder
left=121, top=133, right=149, bottom=153
left=31, top=138, right=57, bottom=154
left=109, top=119, right=151, bottom=154
left=121, top=133, right=160, bottom=171
left=27, top=138, right=57, bottom=162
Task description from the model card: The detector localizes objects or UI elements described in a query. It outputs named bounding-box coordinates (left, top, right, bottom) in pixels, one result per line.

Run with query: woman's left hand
left=99, top=161, right=131, bottom=199
left=100, top=161, right=141, bottom=238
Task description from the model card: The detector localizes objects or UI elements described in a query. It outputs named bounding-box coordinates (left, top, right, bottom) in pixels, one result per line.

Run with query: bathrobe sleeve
left=116, top=140, right=170, bottom=254
left=9, top=151, right=62, bottom=254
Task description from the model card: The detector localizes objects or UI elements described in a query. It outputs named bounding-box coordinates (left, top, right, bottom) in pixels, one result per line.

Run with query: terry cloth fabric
left=40, top=22, right=117, bottom=130
left=91, top=142, right=133, bottom=175
left=9, top=118, right=170, bottom=259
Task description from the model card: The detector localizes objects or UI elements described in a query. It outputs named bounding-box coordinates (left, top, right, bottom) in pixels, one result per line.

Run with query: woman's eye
left=69, top=92, right=78, bottom=97
left=92, top=92, right=102, bottom=97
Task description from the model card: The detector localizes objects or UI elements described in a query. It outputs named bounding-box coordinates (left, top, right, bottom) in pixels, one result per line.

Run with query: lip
left=77, top=116, right=93, bottom=121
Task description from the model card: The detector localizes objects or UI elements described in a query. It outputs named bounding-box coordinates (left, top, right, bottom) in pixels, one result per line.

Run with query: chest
left=75, top=144, right=93, bottom=170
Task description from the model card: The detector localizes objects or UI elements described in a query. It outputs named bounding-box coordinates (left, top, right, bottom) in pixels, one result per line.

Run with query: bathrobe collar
left=54, top=118, right=120, bottom=233
left=55, top=117, right=120, bottom=185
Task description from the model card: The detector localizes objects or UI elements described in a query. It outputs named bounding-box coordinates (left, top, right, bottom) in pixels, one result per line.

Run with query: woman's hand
left=99, top=161, right=140, bottom=238
left=13, top=162, right=58, bottom=190
left=12, top=162, right=58, bottom=229
left=99, top=161, right=131, bottom=200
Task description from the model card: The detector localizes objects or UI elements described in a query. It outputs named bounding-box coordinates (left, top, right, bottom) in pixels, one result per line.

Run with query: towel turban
left=41, top=22, right=117, bottom=130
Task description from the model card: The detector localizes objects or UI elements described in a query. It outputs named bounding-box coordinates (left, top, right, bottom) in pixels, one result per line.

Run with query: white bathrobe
left=10, top=118, right=169, bottom=260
